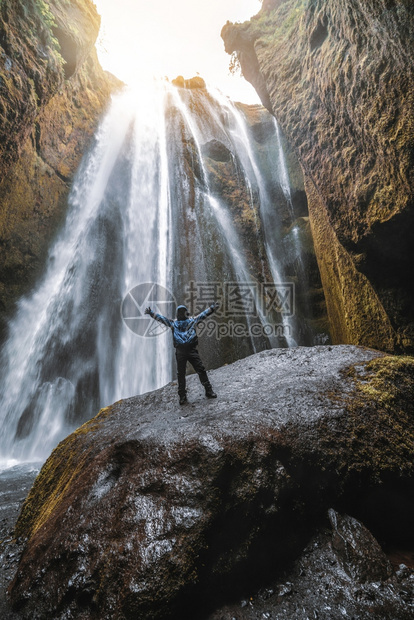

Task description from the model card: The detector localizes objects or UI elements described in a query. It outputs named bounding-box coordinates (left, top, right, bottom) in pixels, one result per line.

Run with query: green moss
left=317, top=355, right=414, bottom=482
left=14, top=404, right=114, bottom=541
left=34, top=0, right=64, bottom=65
left=275, top=353, right=414, bottom=504
left=351, top=355, right=414, bottom=410
left=35, top=0, right=55, bottom=29
left=251, top=0, right=308, bottom=45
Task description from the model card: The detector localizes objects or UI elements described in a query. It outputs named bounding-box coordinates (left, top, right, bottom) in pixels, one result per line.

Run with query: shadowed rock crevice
left=52, top=27, right=77, bottom=78
left=202, top=140, right=232, bottom=162
left=309, top=17, right=328, bottom=51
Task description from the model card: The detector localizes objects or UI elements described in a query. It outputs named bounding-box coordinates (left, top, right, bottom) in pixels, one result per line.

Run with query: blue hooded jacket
left=150, top=304, right=215, bottom=348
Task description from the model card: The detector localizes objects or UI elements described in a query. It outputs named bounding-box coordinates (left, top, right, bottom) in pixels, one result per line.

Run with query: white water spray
left=0, top=86, right=174, bottom=464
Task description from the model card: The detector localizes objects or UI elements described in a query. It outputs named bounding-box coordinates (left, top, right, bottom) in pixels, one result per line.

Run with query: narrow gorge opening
left=1, top=1, right=413, bottom=619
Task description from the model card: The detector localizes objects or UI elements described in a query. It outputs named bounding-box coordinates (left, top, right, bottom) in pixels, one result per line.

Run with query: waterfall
left=169, top=87, right=276, bottom=351
left=206, top=87, right=299, bottom=345
left=0, top=80, right=305, bottom=465
left=0, top=85, right=174, bottom=465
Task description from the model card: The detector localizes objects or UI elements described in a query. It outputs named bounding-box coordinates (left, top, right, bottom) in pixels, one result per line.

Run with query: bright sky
left=94, top=0, right=261, bottom=103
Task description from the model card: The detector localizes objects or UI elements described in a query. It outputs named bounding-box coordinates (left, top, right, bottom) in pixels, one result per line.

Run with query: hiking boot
left=179, top=394, right=188, bottom=405
left=205, top=386, right=217, bottom=399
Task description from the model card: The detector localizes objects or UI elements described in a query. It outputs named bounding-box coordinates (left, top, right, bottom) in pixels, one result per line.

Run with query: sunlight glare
left=94, top=0, right=261, bottom=103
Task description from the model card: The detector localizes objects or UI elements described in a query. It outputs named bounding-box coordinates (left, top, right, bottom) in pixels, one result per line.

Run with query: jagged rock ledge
left=9, top=345, right=414, bottom=619
left=171, top=75, right=206, bottom=89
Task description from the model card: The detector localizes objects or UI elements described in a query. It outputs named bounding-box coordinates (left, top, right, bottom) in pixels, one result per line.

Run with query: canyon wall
left=222, top=0, right=414, bottom=352
left=0, top=0, right=118, bottom=337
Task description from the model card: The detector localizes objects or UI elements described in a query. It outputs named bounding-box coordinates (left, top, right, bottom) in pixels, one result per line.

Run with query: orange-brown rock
left=222, top=0, right=414, bottom=352
left=0, top=0, right=119, bottom=336
left=172, top=75, right=206, bottom=89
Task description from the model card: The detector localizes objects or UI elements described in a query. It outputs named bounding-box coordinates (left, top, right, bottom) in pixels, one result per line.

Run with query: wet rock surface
left=328, top=508, right=392, bottom=583
left=8, top=346, right=414, bottom=619
left=208, top=519, right=414, bottom=620
left=172, top=75, right=206, bottom=89
left=0, top=466, right=39, bottom=620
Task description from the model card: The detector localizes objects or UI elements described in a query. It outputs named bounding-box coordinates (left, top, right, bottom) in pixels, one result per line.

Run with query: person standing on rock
left=145, top=303, right=219, bottom=405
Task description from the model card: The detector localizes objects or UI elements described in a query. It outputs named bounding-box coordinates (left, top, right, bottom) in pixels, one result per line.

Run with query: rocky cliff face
left=0, top=0, right=118, bottom=337
left=8, top=346, right=414, bottom=619
left=222, top=0, right=414, bottom=353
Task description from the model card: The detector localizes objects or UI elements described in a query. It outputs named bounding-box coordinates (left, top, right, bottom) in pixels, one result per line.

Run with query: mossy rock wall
left=0, top=0, right=119, bottom=337
left=222, top=0, right=414, bottom=352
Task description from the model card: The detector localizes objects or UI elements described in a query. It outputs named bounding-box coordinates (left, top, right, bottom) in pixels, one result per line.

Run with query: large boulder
left=9, top=346, right=414, bottom=618
left=222, top=0, right=414, bottom=353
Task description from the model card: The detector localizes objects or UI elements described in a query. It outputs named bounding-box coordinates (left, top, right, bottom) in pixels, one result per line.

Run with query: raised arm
left=194, top=302, right=219, bottom=325
left=145, top=307, right=174, bottom=328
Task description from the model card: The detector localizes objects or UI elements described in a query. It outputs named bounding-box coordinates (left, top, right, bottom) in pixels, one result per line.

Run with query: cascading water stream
left=274, top=118, right=292, bottom=203
left=273, top=117, right=313, bottom=327
left=169, top=87, right=274, bottom=352
left=206, top=87, right=298, bottom=345
left=0, top=80, right=308, bottom=466
left=110, top=86, right=173, bottom=404
left=0, top=85, right=174, bottom=465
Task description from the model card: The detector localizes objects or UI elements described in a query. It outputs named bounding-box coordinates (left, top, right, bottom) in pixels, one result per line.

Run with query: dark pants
left=175, top=345, right=210, bottom=396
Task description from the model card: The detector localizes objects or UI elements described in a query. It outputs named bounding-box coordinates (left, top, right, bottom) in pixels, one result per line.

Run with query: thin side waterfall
left=274, top=118, right=292, bottom=202
left=0, top=81, right=308, bottom=465
left=169, top=87, right=274, bottom=352
left=273, top=117, right=313, bottom=327
left=206, top=87, right=298, bottom=345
